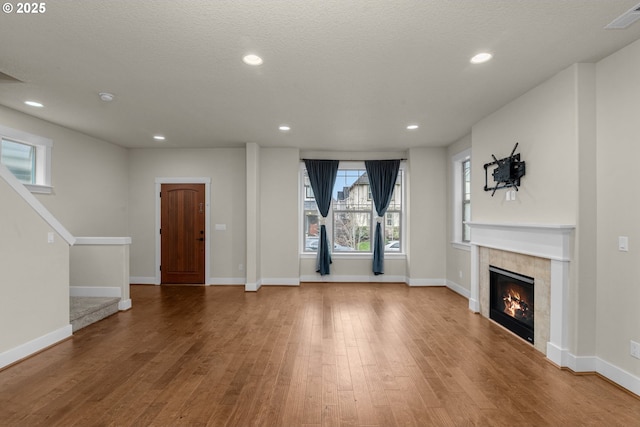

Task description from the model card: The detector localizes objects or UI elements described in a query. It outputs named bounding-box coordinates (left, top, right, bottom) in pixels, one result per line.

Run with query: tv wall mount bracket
left=484, top=143, right=526, bottom=197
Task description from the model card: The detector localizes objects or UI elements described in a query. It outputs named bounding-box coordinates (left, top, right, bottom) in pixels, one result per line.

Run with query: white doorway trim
left=154, top=177, right=212, bottom=285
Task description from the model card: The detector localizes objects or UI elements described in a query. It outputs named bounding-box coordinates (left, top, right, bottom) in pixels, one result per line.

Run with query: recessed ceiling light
left=406, top=124, right=419, bottom=130
left=25, top=101, right=43, bottom=108
left=99, top=92, right=114, bottom=102
left=279, top=125, right=291, bottom=131
left=470, top=52, right=493, bottom=64
left=243, top=54, right=263, bottom=66
left=153, top=135, right=166, bottom=141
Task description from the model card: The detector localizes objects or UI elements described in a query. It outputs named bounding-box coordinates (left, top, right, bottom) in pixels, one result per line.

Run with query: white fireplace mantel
left=468, top=222, right=575, bottom=368
left=468, top=222, right=574, bottom=261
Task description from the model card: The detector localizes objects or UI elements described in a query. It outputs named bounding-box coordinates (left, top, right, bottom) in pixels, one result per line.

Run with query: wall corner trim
left=118, top=299, right=132, bottom=311
left=245, top=280, right=262, bottom=292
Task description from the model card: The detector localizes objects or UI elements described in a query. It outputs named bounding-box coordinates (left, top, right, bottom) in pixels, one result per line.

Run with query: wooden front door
left=161, top=183, right=205, bottom=284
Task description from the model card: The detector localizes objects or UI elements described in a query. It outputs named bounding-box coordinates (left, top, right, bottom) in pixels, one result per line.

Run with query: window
left=0, top=124, right=52, bottom=193
left=462, top=158, right=471, bottom=242
left=1, top=139, right=35, bottom=183
left=304, top=184, right=315, bottom=200
left=302, top=162, right=404, bottom=254
left=452, top=149, right=471, bottom=248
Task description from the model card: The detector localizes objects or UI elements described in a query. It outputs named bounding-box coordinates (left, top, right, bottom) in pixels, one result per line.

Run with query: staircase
left=70, top=297, right=120, bottom=332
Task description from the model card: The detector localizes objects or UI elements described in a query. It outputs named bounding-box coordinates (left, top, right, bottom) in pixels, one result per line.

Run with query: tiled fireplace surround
left=468, top=222, right=574, bottom=368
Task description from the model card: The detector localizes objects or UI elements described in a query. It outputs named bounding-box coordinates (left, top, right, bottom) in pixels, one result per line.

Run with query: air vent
left=605, top=3, right=640, bottom=29
left=0, top=70, right=22, bottom=82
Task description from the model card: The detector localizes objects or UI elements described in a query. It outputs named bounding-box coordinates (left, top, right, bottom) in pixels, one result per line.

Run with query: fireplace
left=489, top=265, right=534, bottom=344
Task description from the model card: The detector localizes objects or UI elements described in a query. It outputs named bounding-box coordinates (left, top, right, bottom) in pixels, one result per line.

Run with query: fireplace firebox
left=489, top=265, right=534, bottom=344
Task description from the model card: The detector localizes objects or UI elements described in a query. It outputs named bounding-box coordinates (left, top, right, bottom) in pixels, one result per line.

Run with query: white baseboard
left=546, top=344, right=639, bottom=397
left=130, top=277, right=247, bottom=286
left=245, top=280, right=262, bottom=292
left=406, top=278, right=446, bottom=287
left=118, top=299, right=132, bottom=311
left=300, top=274, right=407, bottom=283
left=0, top=325, right=72, bottom=369
left=572, top=355, right=598, bottom=372
left=69, top=286, right=121, bottom=298
left=130, top=276, right=157, bottom=285
left=597, top=357, right=640, bottom=397
left=261, top=278, right=300, bottom=286
left=208, top=277, right=246, bottom=285
left=445, top=280, right=471, bottom=299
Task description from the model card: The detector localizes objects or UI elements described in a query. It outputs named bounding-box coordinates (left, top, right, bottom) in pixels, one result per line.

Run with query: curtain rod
left=300, top=158, right=407, bottom=162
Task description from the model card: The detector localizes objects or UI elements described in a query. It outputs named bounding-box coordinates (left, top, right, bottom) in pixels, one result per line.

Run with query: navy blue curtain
left=365, top=160, right=401, bottom=275
left=304, top=159, right=339, bottom=275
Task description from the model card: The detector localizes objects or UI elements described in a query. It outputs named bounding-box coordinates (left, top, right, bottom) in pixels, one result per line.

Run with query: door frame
left=154, top=177, right=211, bottom=285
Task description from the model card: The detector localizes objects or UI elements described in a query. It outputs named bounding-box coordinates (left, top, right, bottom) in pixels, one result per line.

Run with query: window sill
left=301, top=252, right=406, bottom=260
left=25, top=184, right=53, bottom=194
left=451, top=241, right=471, bottom=251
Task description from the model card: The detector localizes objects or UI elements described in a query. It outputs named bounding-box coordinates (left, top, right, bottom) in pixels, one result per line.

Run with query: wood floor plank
left=345, top=346, right=377, bottom=426
left=336, top=390, right=358, bottom=427
left=0, top=283, right=638, bottom=427
left=321, top=404, right=339, bottom=427
left=302, top=373, right=323, bottom=425
left=321, top=364, right=339, bottom=406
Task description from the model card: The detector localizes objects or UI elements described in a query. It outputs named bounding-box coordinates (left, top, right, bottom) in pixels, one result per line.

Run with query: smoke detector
left=99, top=92, right=114, bottom=102
left=605, top=3, right=640, bottom=29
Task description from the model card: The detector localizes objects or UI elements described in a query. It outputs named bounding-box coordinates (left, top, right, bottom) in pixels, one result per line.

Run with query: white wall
left=596, top=39, right=640, bottom=378
left=573, top=63, right=598, bottom=357
left=128, top=148, right=246, bottom=283
left=260, top=147, right=300, bottom=284
left=471, top=66, right=579, bottom=224
left=0, top=174, right=70, bottom=359
left=406, top=146, right=447, bottom=284
left=0, top=105, right=129, bottom=236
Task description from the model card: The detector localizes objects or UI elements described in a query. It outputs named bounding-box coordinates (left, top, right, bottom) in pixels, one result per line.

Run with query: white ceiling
left=1, top=1, right=640, bottom=151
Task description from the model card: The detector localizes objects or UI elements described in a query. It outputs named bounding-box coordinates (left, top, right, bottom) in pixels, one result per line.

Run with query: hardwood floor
left=1, top=283, right=639, bottom=426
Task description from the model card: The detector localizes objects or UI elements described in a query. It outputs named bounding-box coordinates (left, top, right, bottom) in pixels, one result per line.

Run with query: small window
left=1, top=139, right=36, bottom=184
left=452, top=148, right=471, bottom=248
left=462, top=159, right=471, bottom=242
left=0, top=125, right=52, bottom=193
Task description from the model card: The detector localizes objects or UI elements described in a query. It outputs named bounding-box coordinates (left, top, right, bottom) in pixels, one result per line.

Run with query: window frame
left=462, top=158, right=471, bottom=242
left=451, top=148, right=471, bottom=250
left=0, top=124, right=52, bottom=194
left=300, top=161, right=406, bottom=257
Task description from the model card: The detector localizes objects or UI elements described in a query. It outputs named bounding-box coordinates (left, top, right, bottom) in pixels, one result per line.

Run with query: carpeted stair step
left=70, top=297, right=120, bottom=332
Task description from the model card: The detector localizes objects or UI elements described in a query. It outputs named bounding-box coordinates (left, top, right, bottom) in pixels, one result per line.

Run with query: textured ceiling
left=1, top=1, right=640, bottom=150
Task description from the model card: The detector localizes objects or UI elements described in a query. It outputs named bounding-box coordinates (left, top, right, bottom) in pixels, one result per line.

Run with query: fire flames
left=502, top=288, right=531, bottom=322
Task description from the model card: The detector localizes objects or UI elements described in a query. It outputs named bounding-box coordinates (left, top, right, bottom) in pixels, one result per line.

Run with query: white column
left=469, top=244, right=480, bottom=312
left=245, top=143, right=261, bottom=291
left=546, top=259, right=571, bottom=366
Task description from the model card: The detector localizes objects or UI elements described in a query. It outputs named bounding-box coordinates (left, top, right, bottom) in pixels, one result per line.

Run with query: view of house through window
left=0, top=139, right=36, bottom=184
left=303, top=165, right=403, bottom=253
